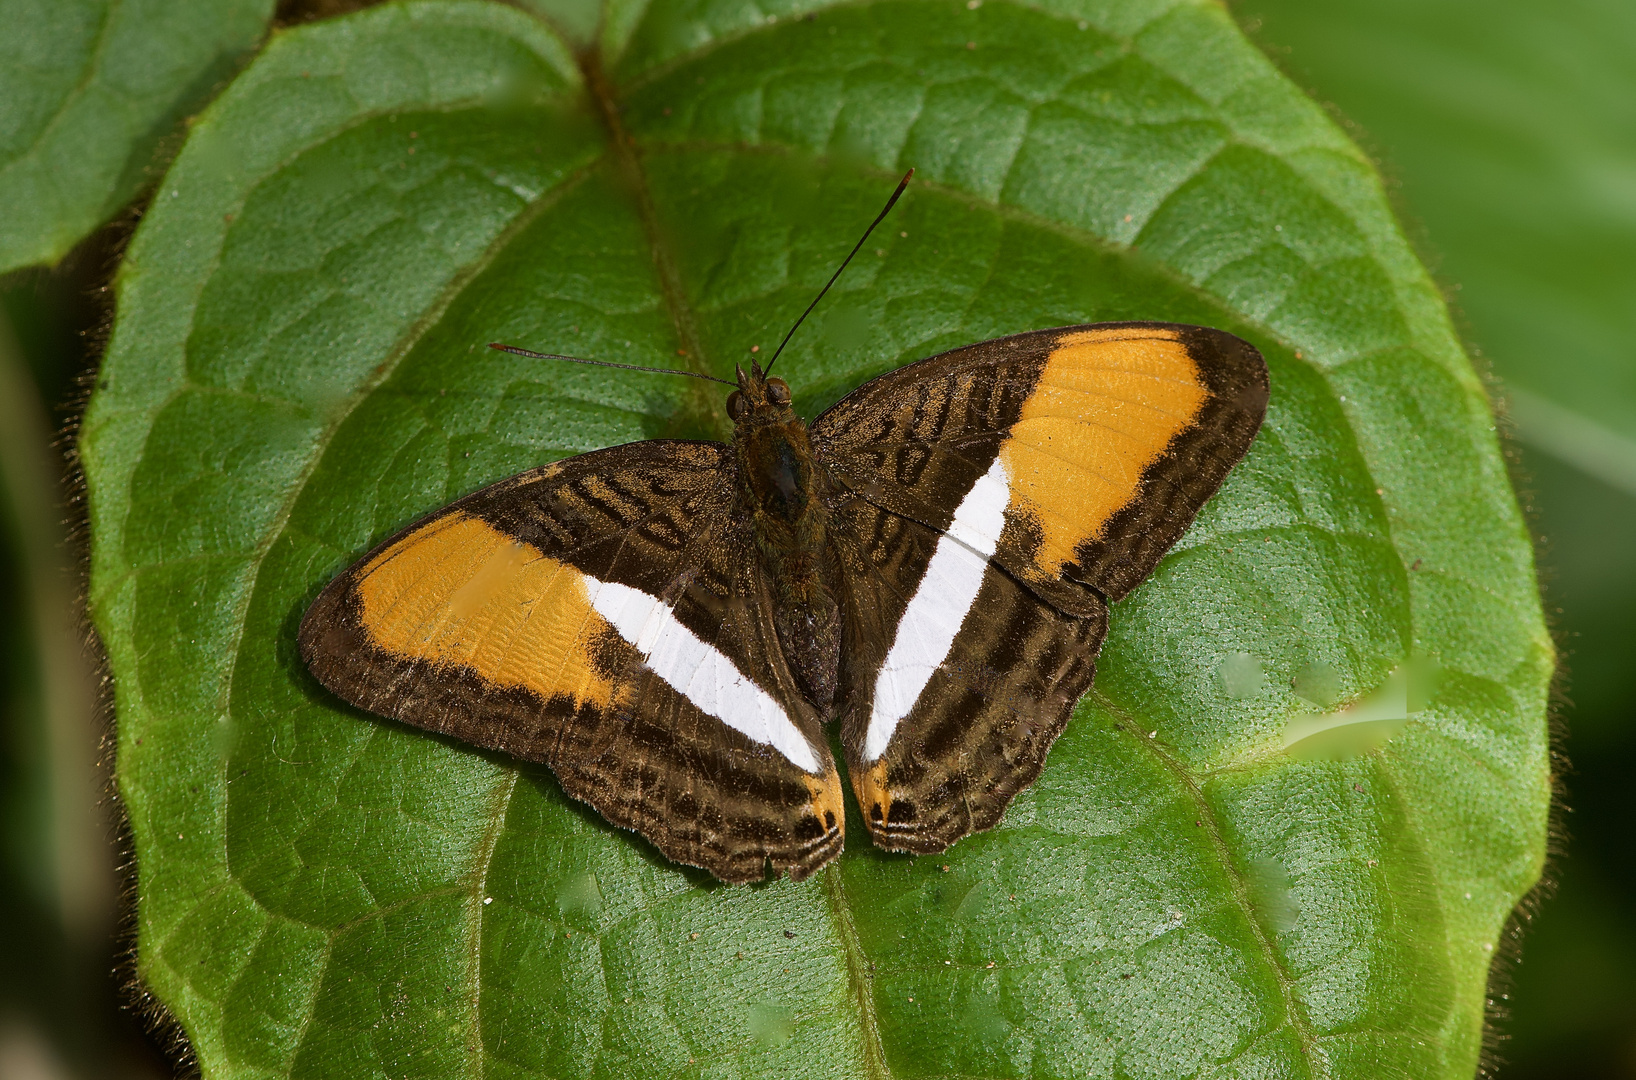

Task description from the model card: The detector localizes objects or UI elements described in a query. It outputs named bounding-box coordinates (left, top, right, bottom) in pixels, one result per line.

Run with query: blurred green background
left=1, top=0, right=1631, bottom=1076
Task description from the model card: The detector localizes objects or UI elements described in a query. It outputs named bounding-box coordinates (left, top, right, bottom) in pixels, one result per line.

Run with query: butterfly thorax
left=728, top=366, right=842, bottom=711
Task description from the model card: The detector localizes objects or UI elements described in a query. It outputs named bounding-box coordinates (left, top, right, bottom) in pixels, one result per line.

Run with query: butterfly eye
left=766, top=378, right=792, bottom=405
left=726, top=390, right=746, bottom=419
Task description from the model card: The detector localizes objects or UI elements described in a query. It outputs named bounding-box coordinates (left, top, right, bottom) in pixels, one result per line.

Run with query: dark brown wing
left=814, top=323, right=1267, bottom=852
left=298, top=441, right=844, bottom=883
left=828, top=491, right=1106, bottom=851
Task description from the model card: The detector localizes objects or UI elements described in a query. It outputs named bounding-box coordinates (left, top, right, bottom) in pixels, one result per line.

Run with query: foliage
left=71, top=1, right=1550, bottom=1076
left=0, top=0, right=276, bottom=274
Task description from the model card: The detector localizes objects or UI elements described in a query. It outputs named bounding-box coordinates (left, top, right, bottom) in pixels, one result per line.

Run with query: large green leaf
left=81, top=1, right=1551, bottom=1076
left=0, top=0, right=275, bottom=274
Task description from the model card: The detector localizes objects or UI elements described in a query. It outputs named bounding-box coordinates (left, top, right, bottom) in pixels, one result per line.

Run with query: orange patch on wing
left=1000, top=327, right=1209, bottom=575
left=354, top=512, right=614, bottom=707
left=852, top=759, right=894, bottom=824
left=804, top=767, right=847, bottom=835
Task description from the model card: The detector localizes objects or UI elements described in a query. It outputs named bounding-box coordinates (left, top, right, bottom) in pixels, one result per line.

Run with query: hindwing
left=829, top=491, right=1107, bottom=850
left=298, top=441, right=844, bottom=883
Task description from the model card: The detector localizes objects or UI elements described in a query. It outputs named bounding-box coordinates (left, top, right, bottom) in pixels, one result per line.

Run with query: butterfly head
left=726, top=362, right=794, bottom=428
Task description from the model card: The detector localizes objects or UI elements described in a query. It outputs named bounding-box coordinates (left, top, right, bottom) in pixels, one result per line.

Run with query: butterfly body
left=299, top=323, right=1268, bottom=883
left=730, top=368, right=843, bottom=711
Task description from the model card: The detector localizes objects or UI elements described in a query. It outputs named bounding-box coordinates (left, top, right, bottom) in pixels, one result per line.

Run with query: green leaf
left=0, top=0, right=275, bottom=274
left=82, top=1, right=1551, bottom=1076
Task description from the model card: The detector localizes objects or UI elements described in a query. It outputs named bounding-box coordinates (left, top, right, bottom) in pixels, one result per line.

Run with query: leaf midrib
left=583, top=49, right=728, bottom=441
left=821, top=865, right=894, bottom=1079
left=576, top=39, right=897, bottom=1078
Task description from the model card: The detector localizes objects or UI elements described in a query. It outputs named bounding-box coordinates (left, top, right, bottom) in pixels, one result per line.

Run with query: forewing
left=298, top=441, right=844, bottom=883
left=812, top=322, right=1268, bottom=603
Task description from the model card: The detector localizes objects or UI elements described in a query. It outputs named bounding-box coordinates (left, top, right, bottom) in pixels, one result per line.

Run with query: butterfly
left=298, top=175, right=1268, bottom=884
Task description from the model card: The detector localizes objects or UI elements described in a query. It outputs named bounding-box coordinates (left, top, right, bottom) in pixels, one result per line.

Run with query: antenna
left=486, top=343, right=737, bottom=387
left=763, top=168, right=914, bottom=377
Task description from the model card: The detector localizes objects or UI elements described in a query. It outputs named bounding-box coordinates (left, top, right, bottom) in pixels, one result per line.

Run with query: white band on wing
left=864, top=454, right=1010, bottom=762
left=585, top=577, right=824, bottom=774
